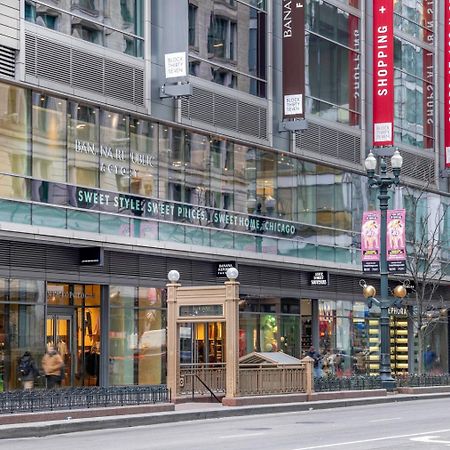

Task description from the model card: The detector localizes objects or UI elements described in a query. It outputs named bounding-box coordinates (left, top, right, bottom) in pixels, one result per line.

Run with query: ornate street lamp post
left=363, top=149, right=404, bottom=391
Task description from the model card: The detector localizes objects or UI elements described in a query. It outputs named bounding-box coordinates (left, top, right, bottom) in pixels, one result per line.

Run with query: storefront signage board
left=373, top=0, right=394, bottom=146
left=216, top=261, right=237, bottom=278
left=282, top=0, right=305, bottom=119
left=308, top=271, right=329, bottom=286
left=80, top=247, right=104, bottom=266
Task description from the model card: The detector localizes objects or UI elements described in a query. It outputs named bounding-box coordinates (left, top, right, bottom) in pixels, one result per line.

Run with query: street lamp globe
left=226, top=267, right=239, bottom=280
left=390, top=149, right=403, bottom=169
left=167, top=269, right=180, bottom=283
left=364, top=151, right=377, bottom=173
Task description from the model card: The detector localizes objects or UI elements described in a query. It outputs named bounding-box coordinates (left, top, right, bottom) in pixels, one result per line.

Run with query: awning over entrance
left=239, top=352, right=304, bottom=366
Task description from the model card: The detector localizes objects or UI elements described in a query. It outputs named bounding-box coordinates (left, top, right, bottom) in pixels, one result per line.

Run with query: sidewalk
left=1, top=388, right=450, bottom=440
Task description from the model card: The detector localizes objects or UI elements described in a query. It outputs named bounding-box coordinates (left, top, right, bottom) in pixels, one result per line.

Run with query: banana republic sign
left=282, top=0, right=305, bottom=119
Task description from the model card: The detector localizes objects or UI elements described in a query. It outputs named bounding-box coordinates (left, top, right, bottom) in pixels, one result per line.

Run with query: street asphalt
left=1, top=391, right=450, bottom=439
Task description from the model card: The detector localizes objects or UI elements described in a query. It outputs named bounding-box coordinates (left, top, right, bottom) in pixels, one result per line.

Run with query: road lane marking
left=411, top=436, right=450, bottom=445
left=291, top=428, right=450, bottom=449
left=219, top=432, right=266, bottom=439
left=369, top=417, right=401, bottom=423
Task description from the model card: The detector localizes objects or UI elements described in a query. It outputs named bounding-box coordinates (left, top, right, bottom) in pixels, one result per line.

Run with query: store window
left=189, top=0, right=267, bottom=97
left=68, top=102, right=100, bottom=188
left=0, top=279, right=45, bottom=392
left=109, top=286, right=166, bottom=386
left=32, top=93, right=67, bottom=183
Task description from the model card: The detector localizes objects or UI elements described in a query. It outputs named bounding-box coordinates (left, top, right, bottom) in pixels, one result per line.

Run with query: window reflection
left=188, top=0, right=267, bottom=97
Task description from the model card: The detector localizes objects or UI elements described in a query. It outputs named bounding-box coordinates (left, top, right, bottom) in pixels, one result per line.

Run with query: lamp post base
left=381, top=378, right=397, bottom=392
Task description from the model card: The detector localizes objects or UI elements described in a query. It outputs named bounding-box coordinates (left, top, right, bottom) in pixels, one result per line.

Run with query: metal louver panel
left=295, top=122, right=361, bottom=165
left=46, top=246, right=79, bottom=271
left=134, top=68, right=144, bottom=106
left=260, top=266, right=281, bottom=286
left=237, top=265, right=261, bottom=286
left=238, top=100, right=261, bottom=138
left=215, top=94, right=237, bottom=131
left=139, top=254, right=167, bottom=279
left=110, top=252, right=139, bottom=276
left=25, top=33, right=144, bottom=107
left=10, top=242, right=47, bottom=269
left=190, top=87, right=214, bottom=123
left=72, top=49, right=103, bottom=93
left=104, top=60, right=134, bottom=101
left=182, top=85, right=268, bottom=142
left=0, top=45, right=16, bottom=78
left=36, top=37, right=71, bottom=85
left=25, top=34, right=37, bottom=76
left=400, top=152, right=435, bottom=184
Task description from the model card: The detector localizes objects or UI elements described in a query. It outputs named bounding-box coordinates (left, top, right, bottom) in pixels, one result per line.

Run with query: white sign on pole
left=165, top=52, right=187, bottom=79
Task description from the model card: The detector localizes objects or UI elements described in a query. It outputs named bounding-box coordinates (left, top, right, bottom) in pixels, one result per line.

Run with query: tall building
left=0, top=0, right=448, bottom=391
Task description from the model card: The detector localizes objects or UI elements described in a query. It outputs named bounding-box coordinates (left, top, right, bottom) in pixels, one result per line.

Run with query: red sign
left=373, top=0, right=394, bottom=147
left=445, top=1, right=450, bottom=167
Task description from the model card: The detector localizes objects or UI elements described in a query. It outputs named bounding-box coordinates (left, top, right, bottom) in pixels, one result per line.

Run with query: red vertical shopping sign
left=373, top=0, right=394, bottom=147
left=423, top=3, right=434, bottom=150
left=445, top=1, right=450, bottom=167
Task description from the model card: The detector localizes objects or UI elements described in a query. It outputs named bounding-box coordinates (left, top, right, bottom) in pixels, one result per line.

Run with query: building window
left=188, top=4, right=197, bottom=47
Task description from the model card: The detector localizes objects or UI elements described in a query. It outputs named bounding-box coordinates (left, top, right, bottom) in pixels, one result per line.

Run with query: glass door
left=46, top=312, right=73, bottom=386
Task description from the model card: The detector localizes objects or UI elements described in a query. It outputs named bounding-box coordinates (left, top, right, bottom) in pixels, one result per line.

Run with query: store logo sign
left=216, top=261, right=237, bottom=278
left=80, top=247, right=104, bottom=266
left=309, top=271, right=329, bottom=286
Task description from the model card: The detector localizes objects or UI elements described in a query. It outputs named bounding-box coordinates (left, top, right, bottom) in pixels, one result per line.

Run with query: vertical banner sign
left=348, top=0, right=360, bottom=126
left=361, top=211, right=381, bottom=273
left=445, top=1, right=450, bottom=167
left=386, top=209, right=406, bottom=273
left=373, top=0, right=394, bottom=147
left=282, top=0, right=305, bottom=119
left=423, top=3, right=434, bottom=150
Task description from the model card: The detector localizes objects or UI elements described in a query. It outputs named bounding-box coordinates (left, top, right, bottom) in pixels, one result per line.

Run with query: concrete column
left=166, top=282, right=180, bottom=403
left=224, top=280, right=240, bottom=399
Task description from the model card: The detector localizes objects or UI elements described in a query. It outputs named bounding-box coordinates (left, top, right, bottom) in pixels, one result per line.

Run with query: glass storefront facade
left=0, top=79, right=448, bottom=266
left=0, top=279, right=167, bottom=391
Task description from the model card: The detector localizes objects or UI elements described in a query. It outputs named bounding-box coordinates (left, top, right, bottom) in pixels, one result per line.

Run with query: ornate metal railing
left=239, top=365, right=308, bottom=396
left=0, top=385, right=170, bottom=414
left=179, top=363, right=226, bottom=397
left=314, top=375, right=382, bottom=392
left=396, top=374, right=450, bottom=387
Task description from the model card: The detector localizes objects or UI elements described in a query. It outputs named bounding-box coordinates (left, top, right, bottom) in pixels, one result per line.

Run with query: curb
left=1, top=392, right=450, bottom=439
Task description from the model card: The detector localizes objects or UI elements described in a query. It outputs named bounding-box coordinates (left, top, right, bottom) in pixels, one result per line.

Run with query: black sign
left=80, top=247, right=104, bottom=266
left=362, top=261, right=380, bottom=273
left=387, top=260, right=406, bottom=274
left=309, top=271, right=329, bottom=286
left=216, top=261, right=237, bottom=278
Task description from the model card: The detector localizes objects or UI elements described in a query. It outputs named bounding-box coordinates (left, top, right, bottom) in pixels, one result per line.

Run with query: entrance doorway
left=46, top=311, right=74, bottom=386
left=46, top=283, right=101, bottom=387
left=180, top=322, right=225, bottom=364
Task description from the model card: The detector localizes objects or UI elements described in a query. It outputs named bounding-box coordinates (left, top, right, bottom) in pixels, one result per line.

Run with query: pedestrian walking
left=18, top=351, right=39, bottom=390
left=41, top=345, right=64, bottom=388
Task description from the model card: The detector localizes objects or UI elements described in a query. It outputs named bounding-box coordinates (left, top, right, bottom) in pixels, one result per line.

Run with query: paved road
left=2, top=397, right=450, bottom=449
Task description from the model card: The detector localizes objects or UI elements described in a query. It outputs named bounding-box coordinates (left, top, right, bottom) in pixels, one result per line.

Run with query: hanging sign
left=373, top=0, right=394, bottom=146
left=445, top=1, right=450, bottom=167
left=361, top=211, right=381, bottom=273
left=216, top=261, right=237, bottom=278
left=308, top=271, right=329, bottom=287
left=386, top=209, right=406, bottom=273
left=282, top=0, right=305, bottom=119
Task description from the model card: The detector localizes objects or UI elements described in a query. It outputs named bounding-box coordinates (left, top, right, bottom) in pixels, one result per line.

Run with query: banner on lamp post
left=361, top=211, right=381, bottom=273
left=373, top=0, right=394, bottom=147
left=386, top=209, right=407, bottom=273
left=445, top=1, right=450, bottom=168
left=282, top=0, right=305, bottom=119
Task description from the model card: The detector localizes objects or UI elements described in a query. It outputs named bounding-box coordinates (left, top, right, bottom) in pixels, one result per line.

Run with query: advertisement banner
left=373, top=0, right=394, bottom=147
left=387, top=209, right=407, bottom=273
left=361, top=211, right=381, bottom=273
left=282, top=0, right=305, bottom=119
left=423, top=3, right=434, bottom=150
left=445, top=1, right=450, bottom=167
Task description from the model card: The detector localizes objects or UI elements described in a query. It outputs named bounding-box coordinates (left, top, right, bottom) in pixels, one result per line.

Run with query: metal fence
left=396, top=374, right=450, bottom=387
left=314, top=376, right=382, bottom=392
left=0, top=385, right=170, bottom=414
